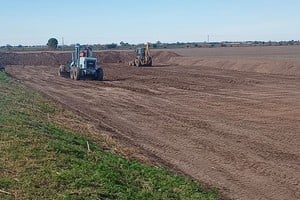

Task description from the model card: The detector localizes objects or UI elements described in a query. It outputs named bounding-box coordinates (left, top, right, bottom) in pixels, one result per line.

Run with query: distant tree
left=6, top=44, right=12, bottom=51
left=288, top=40, right=295, bottom=45
left=120, top=41, right=130, bottom=48
left=47, top=38, right=58, bottom=49
left=105, top=43, right=117, bottom=49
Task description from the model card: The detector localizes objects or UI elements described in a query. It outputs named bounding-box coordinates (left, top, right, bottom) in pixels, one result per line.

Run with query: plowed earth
left=3, top=46, right=300, bottom=200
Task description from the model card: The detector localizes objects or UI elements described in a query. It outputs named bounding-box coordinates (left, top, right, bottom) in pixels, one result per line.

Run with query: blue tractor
left=58, top=44, right=103, bottom=80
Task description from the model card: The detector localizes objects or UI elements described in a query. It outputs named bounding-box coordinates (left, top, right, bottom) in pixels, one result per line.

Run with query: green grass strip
left=0, top=72, right=217, bottom=200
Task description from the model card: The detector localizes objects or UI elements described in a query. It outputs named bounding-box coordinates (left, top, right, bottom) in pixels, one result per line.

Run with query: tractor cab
left=129, top=42, right=153, bottom=67
left=136, top=48, right=146, bottom=59
left=58, top=43, right=103, bottom=81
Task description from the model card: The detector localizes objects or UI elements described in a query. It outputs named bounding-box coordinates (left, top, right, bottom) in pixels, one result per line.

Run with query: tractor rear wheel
left=135, top=59, right=140, bottom=67
left=73, top=67, right=80, bottom=80
left=148, top=59, right=152, bottom=67
left=95, top=68, right=103, bottom=81
left=70, top=68, right=74, bottom=79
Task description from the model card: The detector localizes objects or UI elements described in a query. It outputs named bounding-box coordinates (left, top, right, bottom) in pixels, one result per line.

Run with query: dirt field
left=4, top=46, right=300, bottom=200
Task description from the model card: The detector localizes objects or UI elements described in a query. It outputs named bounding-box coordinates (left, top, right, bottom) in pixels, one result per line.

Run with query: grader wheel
left=58, top=65, right=66, bottom=77
left=70, top=68, right=74, bottom=79
left=95, top=68, right=104, bottom=81
left=73, top=67, right=80, bottom=80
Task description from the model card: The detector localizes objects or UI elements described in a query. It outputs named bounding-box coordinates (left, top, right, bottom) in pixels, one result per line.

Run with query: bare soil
left=4, top=46, right=300, bottom=200
left=170, top=46, right=300, bottom=76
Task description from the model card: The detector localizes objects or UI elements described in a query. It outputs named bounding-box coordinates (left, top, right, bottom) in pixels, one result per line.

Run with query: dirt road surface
left=5, top=46, right=300, bottom=200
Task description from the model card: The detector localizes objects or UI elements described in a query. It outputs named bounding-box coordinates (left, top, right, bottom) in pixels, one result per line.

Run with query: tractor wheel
left=58, top=66, right=62, bottom=76
left=135, top=59, right=140, bottom=67
left=70, top=68, right=74, bottom=79
left=95, top=68, right=103, bottom=81
left=73, top=67, right=80, bottom=80
left=58, top=65, right=65, bottom=77
left=129, top=61, right=135, bottom=66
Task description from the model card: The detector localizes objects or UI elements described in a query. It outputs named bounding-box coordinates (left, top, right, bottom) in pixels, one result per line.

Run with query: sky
left=0, top=0, right=299, bottom=46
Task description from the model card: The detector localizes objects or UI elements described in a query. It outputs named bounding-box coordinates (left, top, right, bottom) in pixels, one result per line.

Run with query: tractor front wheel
left=129, top=61, right=134, bottom=66
left=135, top=59, right=140, bottom=67
left=58, top=65, right=68, bottom=77
left=58, top=65, right=63, bottom=76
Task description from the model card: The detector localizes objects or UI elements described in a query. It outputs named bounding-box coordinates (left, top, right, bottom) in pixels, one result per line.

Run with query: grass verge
left=0, top=71, right=217, bottom=199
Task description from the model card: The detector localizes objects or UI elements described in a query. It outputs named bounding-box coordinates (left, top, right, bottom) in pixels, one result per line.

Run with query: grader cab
left=58, top=44, right=103, bottom=80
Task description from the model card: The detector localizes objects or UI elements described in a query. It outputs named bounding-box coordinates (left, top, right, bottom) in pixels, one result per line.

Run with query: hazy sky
left=0, top=0, right=299, bottom=45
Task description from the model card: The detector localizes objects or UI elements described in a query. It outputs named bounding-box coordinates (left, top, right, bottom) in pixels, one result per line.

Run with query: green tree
left=47, top=38, right=58, bottom=49
left=105, top=43, right=117, bottom=49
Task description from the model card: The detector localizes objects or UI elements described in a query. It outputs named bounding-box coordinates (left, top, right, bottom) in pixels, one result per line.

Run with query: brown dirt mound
left=95, top=51, right=135, bottom=63
left=0, top=50, right=180, bottom=67
left=152, top=51, right=180, bottom=63
left=0, top=52, right=70, bottom=66
left=169, top=57, right=300, bottom=76
left=1, top=47, right=299, bottom=76
left=170, top=46, right=300, bottom=76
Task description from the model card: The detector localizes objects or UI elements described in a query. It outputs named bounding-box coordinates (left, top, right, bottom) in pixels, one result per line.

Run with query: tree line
left=1, top=38, right=300, bottom=51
